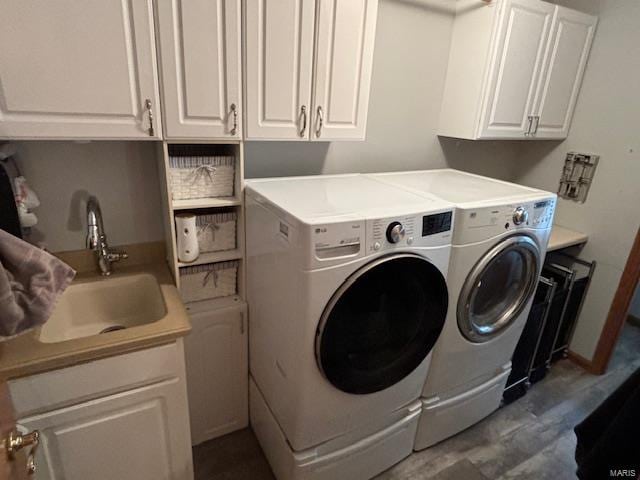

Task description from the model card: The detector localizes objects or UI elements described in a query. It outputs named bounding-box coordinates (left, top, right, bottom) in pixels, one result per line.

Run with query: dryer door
left=458, top=235, right=541, bottom=343
left=316, top=253, right=448, bottom=395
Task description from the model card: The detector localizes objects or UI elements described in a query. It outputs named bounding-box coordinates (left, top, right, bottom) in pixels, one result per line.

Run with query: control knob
left=386, top=222, right=406, bottom=244
left=513, top=206, right=528, bottom=225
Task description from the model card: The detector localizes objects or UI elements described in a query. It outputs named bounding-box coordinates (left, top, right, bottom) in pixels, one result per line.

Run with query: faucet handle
left=106, top=249, right=128, bottom=263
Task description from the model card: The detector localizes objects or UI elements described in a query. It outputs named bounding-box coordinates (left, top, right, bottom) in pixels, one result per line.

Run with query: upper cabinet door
left=0, top=1, right=161, bottom=140
left=311, top=0, right=378, bottom=141
left=531, top=7, right=597, bottom=139
left=478, top=0, right=555, bottom=139
left=156, top=0, right=242, bottom=139
left=244, top=0, right=316, bottom=140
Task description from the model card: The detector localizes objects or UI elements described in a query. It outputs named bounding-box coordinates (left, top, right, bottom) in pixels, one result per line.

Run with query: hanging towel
left=0, top=229, right=75, bottom=339
left=0, top=163, right=21, bottom=238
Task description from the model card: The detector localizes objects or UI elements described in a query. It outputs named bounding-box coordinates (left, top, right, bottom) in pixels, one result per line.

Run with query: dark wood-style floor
left=193, top=323, right=640, bottom=480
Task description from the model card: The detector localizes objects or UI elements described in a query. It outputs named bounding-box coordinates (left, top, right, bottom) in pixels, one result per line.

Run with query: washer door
left=316, top=254, right=448, bottom=395
left=457, top=235, right=541, bottom=343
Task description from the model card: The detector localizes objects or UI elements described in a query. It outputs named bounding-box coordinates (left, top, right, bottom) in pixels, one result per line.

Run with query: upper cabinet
left=531, top=7, right=597, bottom=139
left=244, top=0, right=316, bottom=141
left=479, top=0, right=556, bottom=139
left=438, top=0, right=597, bottom=140
left=155, top=0, right=242, bottom=139
left=0, top=1, right=162, bottom=140
left=244, top=0, right=379, bottom=141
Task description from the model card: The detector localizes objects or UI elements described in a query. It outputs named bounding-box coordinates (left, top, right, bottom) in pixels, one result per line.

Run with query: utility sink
left=39, top=273, right=167, bottom=343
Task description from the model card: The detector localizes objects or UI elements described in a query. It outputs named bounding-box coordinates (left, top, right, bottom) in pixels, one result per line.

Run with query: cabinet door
left=184, top=304, right=248, bottom=445
left=18, top=380, right=193, bottom=480
left=0, top=1, right=161, bottom=140
left=531, top=7, right=597, bottom=139
left=311, top=0, right=378, bottom=141
left=478, top=0, right=555, bottom=139
left=156, top=0, right=242, bottom=139
left=245, top=0, right=316, bottom=140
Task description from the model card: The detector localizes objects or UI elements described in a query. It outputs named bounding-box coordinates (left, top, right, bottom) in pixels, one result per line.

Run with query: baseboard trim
left=567, top=350, right=600, bottom=375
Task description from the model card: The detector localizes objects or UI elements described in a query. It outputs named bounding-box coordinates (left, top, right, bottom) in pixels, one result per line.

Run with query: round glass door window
left=316, top=254, right=448, bottom=395
left=457, top=235, right=541, bottom=343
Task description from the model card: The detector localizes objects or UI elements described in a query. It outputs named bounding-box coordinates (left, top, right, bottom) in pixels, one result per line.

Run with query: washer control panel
left=369, top=210, right=453, bottom=252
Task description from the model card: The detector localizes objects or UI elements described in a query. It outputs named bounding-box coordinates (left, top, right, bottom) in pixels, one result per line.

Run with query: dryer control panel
left=455, top=196, right=556, bottom=244
left=368, top=210, right=454, bottom=253
left=530, top=198, right=556, bottom=228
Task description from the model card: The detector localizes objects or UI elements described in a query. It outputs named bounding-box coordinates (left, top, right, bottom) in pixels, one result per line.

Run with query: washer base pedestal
left=250, top=377, right=421, bottom=480
left=415, top=366, right=510, bottom=450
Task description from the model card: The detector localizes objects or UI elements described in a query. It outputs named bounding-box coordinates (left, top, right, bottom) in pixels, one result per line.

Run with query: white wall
left=244, top=0, right=520, bottom=181
left=14, top=141, right=164, bottom=252
left=513, top=0, right=640, bottom=361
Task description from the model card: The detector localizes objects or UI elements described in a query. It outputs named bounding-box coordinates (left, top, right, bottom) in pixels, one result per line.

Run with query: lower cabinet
left=19, top=380, right=192, bottom=480
left=9, top=341, right=193, bottom=480
left=184, top=302, right=248, bottom=445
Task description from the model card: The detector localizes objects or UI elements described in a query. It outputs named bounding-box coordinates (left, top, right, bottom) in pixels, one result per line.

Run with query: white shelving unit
left=157, top=140, right=246, bottom=311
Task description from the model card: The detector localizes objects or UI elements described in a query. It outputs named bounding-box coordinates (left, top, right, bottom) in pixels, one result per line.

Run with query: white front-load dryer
left=368, top=169, right=556, bottom=449
left=245, top=174, right=455, bottom=480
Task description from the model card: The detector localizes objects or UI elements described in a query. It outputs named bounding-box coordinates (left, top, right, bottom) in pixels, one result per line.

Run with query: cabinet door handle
left=532, top=115, right=540, bottom=135
left=5, top=429, right=40, bottom=476
left=315, top=106, right=324, bottom=138
left=230, top=103, right=238, bottom=136
left=525, top=115, right=533, bottom=137
left=299, top=106, right=307, bottom=137
left=240, top=312, right=245, bottom=335
left=145, top=99, right=155, bottom=137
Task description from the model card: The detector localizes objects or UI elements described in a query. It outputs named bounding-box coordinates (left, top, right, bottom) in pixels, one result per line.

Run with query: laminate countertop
left=0, top=243, right=191, bottom=381
left=547, top=225, right=589, bottom=252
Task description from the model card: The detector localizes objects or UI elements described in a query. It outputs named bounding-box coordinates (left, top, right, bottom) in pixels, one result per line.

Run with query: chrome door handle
left=299, top=105, right=307, bottom=137
left=315, top=106, right=324, bottom=138
left=6, top=429, right=40, bottom=476
left=525, top=115, right=533, bottom=136
left=532, top=115, right=540, bottom=135
left=145, top=99, right=155, bottom=137
left=230, top=103, right=238, bottom=136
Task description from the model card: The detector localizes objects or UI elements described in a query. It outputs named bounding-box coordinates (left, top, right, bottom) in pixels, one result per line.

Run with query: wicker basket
left=179, top=261, right=238, bottom=304
left=196, top=211, right=237, bottom=253
left=169, top=155, right=235, bottom=201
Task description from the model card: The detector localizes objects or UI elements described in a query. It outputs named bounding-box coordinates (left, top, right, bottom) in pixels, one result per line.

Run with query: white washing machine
left=368, top=169, right=556, bottom=449
left=245, top=174, right=455, bottom=480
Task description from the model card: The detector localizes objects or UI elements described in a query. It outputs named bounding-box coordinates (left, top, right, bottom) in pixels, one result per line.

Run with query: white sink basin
left=39, top=273, right=167, bottom=343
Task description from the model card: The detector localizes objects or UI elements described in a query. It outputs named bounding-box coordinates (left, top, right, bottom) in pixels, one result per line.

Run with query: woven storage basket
left=196, top=211, right=237, bottom=253
left=169, top=155, right=235, bottom=200
left=179, top=261, right=238, bottom=303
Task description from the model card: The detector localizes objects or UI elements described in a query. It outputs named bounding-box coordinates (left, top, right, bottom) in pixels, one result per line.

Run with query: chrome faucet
left=86, top=196, right=128, bottom=276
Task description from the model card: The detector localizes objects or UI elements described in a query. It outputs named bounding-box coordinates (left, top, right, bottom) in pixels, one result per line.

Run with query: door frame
left=570, top=227, right=640, bottom=374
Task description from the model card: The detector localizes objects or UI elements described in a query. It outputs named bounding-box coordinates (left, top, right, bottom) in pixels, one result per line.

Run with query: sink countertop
left=0, top=245, right=191, bottom=381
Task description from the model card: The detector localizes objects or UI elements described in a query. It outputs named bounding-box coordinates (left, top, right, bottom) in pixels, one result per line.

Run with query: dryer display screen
left=422, top=212, right=452, bottom=236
